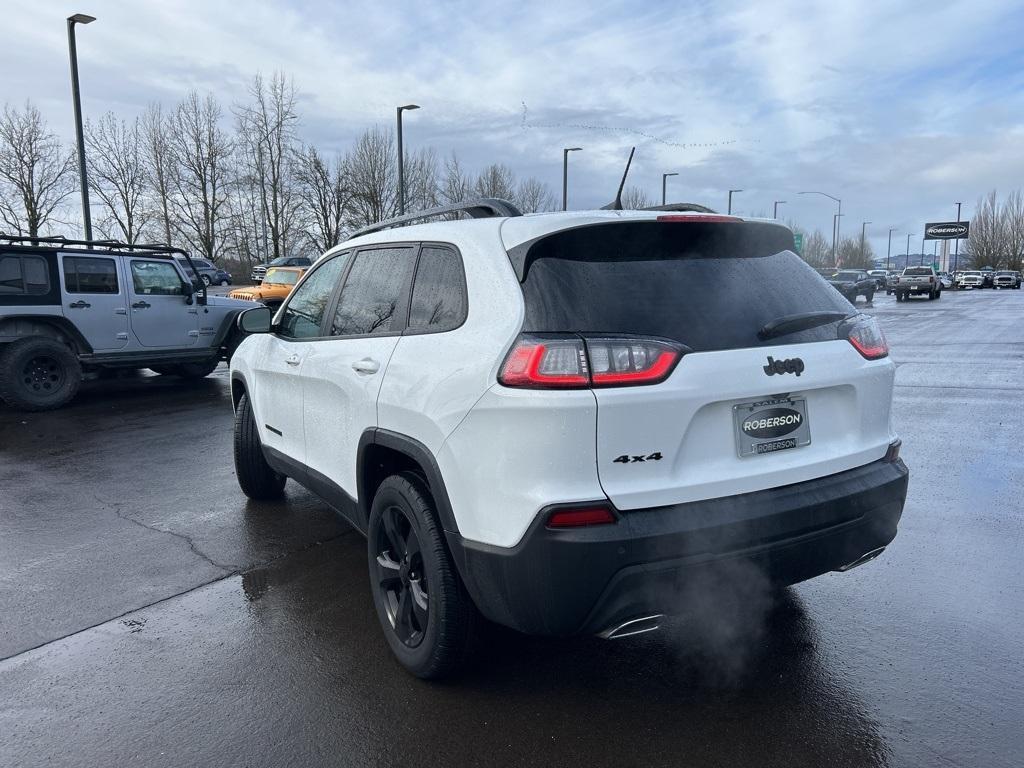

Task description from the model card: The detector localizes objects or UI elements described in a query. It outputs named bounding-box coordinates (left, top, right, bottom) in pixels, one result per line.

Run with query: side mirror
left=182, top=280, right=194, bottom=305
left=237, top=305, right=272, bottom=334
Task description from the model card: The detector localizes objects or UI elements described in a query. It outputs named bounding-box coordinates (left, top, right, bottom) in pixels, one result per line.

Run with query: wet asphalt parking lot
left=1, top=287, right=1022, bottom=767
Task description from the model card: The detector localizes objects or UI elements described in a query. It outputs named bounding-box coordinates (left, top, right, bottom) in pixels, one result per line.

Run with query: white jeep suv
left=229, top=201, right=909, bottom=678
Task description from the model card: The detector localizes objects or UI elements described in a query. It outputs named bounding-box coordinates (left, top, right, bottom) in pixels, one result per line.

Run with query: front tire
left=233, top=392, right=286, bottom=499
left=0, top=337, right=81, bottom=411
left=865, top=289, right=875, bottom=302
left=368, top=473, right=477, bottom=679
left=219, top=279, right=230, bottom=286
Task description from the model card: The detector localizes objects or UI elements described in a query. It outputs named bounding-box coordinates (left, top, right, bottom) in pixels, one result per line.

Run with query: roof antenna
left=601, top=146, right=635, bottom=210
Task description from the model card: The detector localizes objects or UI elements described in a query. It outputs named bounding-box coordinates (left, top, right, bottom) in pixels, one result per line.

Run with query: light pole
left=67, top=13, right=96, bottom=241
left=661, top=172, right=678, bottom=206
left=861, top=221, right=872, bottom=264
left=562, top=147, right=582, bottom=211
left=798, top=191, right=841, bottom=266
left=396, top=104, right=419, bottom=216
left=773, top=200, right=786, bottom=219
left=952, top=202, right=963, bottom=274
left=886, top=228, right=898, bottom=271
left=727, top=189, right=743, bottom=215
left=920, top=235, right=926, bottom=266
left=906, top=233, right=912, bottom=269
left=833, top=213, right=845, bottom=267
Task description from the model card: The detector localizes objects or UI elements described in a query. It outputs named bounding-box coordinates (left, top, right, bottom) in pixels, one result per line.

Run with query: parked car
left=993, top=270, right=1022, bottom=289
left=895, top=266, right=941, bottom=301
left=957, top=270, right=984, bottom=289
left=174, top=255, right=231, bottom=286
left=885, top=271, right=901, bottom=295
left=0, top=236, right=253, bottom=411
left=826, top=270, right=877, bottom=302
left=228, top=266, right=307, bottom=309
left=937, top=271, right=953, bottom=289
left=249, top=255, right=312, bottom=283
left=867, top=270, right=888, bottom=290
left=230, top=202, right=908, bottom=678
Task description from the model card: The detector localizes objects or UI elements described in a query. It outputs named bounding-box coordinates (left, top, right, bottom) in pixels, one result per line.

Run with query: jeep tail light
left=846, top=316, right=889, bottom=360
left=499, top=335, right=683, bottom=389
left=546, top=504, right=617, bottom=528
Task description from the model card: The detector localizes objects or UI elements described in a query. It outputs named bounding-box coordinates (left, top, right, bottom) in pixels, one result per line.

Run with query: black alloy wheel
left=22, top=353, right=65, bottom=395
left=374, top=504, right=429, bottom=647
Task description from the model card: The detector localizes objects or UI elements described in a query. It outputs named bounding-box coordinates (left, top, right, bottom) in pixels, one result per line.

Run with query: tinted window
left=64, top=256, right=118, bottom=294
left=520, top=221, right=850, bottom=353
left=903, top=268, right=932, bottom=276
left=0, top=255, right=50, bottom=295
left=330, top=248, right=415, bottom=336
left=408, top=246, right=466, bottom=331
left=0, top=255, right=23, bottom=294
left=277, top=256, right=347, bottom=339
left=130, top=260, right=185, bottom=295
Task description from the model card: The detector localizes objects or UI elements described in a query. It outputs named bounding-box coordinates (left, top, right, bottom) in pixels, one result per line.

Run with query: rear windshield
left=519, top=221, right=851, bottom=352
left=903, top=267, right=932, bottom=276
left=834, top=271, right=862, bottom=280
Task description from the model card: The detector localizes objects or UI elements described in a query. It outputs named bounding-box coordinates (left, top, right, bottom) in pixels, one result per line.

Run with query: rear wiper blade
left=758, top=311, right=854, bottom=341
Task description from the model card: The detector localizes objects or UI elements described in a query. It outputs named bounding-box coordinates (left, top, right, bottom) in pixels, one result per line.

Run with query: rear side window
left=64, top=256, right=118, bottom=294
left=408, top=246, right=466, bottom=332
left=330, top=247, right=415, bottom=336
left=519, top=221, right=850, bottom=353
left=0, top=254, right=50, bottom=295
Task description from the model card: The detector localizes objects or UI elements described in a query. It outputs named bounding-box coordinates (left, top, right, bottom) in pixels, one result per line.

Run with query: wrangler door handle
left=285, top=354, right=301, bottom=367
left=68, top=300, right=91, bottom=309
left=131, top=301, right=151, bottom=309
left=351, top=358, right=380, bottom=374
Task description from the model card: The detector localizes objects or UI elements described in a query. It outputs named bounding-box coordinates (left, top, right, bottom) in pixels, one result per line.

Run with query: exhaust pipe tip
left=836, top=546, right=886, bottom=572
left=597, top=614, right=664, bottom=640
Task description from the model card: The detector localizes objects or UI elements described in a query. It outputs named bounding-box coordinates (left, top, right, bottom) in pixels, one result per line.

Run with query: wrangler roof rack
left=347, top=198, right=523, bottom=240
left=0, top=233, right=191, bottom=259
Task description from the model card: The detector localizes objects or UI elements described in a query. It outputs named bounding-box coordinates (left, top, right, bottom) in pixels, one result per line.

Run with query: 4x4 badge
left=763, top=356, right=805, bottom=377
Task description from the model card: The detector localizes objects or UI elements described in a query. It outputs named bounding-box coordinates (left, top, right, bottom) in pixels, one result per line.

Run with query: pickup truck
left=895, top=267, right=941, bottom=301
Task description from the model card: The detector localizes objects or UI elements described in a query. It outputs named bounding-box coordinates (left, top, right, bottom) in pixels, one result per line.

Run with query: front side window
left=0, top=254, right=50, bottom=295
left=130, top=260, right=185, bottom=295
left=64, top=256, right=118, bottom=294
left=276, top=256, right=347, bottom=339
left=408, top=246, right=466, bottom=331
left=330, top=247, right=415, bottom=336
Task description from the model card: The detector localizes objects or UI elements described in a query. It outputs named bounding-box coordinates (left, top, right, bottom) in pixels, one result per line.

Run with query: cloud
left=2, top=0, right=1023, bottom=252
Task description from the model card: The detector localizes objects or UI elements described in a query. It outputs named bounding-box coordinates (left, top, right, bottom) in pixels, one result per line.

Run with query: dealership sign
left=924, top=221, right=970, bottom=240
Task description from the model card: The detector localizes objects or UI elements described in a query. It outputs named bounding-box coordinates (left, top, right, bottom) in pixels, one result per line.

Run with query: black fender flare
left=357, top=428, right=460, bottom=535
left=0, top=314, right=93, bottom=354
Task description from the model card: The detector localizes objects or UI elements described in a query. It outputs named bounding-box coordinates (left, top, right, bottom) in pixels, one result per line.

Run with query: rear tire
left=0, top=337, right=81, bottom=411
left=233, top=392, right=286, bottom=499
left=368, top=473, right=477, bottom=679
left=201, top=274, right=212, bottom=286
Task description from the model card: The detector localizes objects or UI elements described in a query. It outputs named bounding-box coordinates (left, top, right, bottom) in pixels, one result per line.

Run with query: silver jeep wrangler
left=0, top=235, right=253, bottom=411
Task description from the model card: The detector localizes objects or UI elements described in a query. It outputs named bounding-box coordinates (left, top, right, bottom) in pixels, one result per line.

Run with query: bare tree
left=234, top=72, right=302, bottom=260
left=965, top=191, right=1003, bottom=268
left=403, top=147, right=440, bottom=213
left=621, top=185, right=652, bottom=210
left=837, top=235, right=875, bottom=269
left=0, top=101, right=75, bottom=236
left=474, top=163, right=516, bottom=200
left=345, top=125, right=397, bottom=228
left=141, top=103, right=175, bottom=245
left=793, top=227, right=832, bottom=268
left=168, top=91, right=233, bottom=262
left=295, top=145, right=348, bottom=254
left=440, top=152, right=471, bottom=207
left=515, top=177, right=556, bottom=213
left=85, top=113, right=150, bottom=243
left=1000, top=190, right=1024, bottom=271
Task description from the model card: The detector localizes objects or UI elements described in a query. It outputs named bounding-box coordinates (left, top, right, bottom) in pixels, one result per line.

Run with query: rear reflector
left=546, top=505, right=617, bottom=528
left=499, top=335, right=683, bottom=389
left=846, top=316, right=889, bottom=360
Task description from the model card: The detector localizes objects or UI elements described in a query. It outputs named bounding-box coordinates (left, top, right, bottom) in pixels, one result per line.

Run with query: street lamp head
left=730, top=189, right=743, bottom=194
left=68, top=13, right=96, bottom=24
left=565, top=146, right=582, bottom=153
left=399, top=104, right=420, bottom=112
left=664, top=172, right=678, bottom=178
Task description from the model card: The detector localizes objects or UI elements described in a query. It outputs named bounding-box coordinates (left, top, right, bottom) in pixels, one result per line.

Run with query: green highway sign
left=793, top=233, right=804, bottom=255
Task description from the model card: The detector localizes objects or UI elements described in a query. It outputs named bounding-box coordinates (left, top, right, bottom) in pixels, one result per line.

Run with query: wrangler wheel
left=0, top=337, right=81, bottom=411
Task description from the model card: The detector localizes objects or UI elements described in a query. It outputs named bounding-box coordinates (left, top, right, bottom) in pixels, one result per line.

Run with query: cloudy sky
left=4, top=0, right=1024, bottom=257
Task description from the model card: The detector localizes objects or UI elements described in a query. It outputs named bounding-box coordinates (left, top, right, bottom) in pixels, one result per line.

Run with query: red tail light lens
left=498, top=337, right=589, bottom=388
left=499, top=335, right=683, bottom=389
left=846, top=316, right=889, bottom=359
left=546, top=504, right=617, bottom=528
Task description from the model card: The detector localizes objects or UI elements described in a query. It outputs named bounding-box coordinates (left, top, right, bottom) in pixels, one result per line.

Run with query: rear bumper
left=448, top=456, right=909, bottom=636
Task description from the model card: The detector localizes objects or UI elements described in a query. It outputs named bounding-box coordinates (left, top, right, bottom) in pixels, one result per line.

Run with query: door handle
left=68, top=300, right=91, bottom=309
left=131, top=301, right=151, bottom=309
left=285, top=354, right=301, bottom=367
left=351, top=358, right=380, bottom=374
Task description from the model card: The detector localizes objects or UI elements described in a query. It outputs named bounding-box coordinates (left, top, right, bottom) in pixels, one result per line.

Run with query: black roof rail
left=642, top=203, right=718, bottom=214
left=0, top=233, right=191, bottom=257
left=347, top=198, right=522, bottom=240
